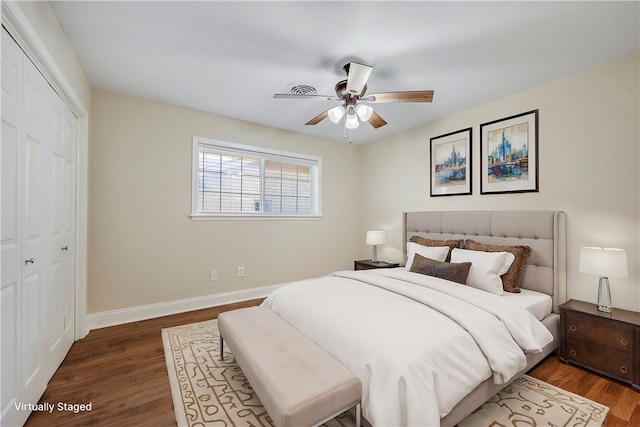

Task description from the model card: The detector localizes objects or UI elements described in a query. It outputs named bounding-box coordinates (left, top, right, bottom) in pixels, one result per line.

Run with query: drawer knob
left=621, top=338, right=629, bottom=346
left=569, top=350, right=576, bottom=357
left=620, top=366, right=628, bottom=374
left=569, top=325, right=577, bottom=332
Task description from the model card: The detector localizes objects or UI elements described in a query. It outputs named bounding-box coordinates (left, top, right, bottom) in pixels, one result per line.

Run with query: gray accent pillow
left=409, top=254, right=472, bottom=285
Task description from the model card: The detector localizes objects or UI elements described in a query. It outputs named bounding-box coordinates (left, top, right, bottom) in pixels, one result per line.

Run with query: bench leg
left=220, top=335, right=224, bottom=361
left=310, top=401, right=362, bottom=427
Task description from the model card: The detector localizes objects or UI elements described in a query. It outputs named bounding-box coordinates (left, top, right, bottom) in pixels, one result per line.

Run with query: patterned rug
left=162, top=319, right=609, bottom=427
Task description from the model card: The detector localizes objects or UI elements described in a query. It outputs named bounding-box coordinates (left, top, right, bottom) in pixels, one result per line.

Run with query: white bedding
left=503, top=288, right=553, bottom=321
left=261, top=268, right=553, bottom=426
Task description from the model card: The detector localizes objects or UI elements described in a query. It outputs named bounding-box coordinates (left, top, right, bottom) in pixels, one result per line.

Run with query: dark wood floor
left=26, top=299, right=639, bottom=427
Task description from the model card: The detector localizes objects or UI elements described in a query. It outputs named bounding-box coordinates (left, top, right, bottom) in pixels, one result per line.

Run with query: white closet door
left=47, top=86, right=76, bottom=377
left=1, top=28, right=25, bottom=427
left=63, top=110, right=77, bottom=344
left=1, top=28, right=77, bottom=426
left=20, top=43, right=51, bottom=412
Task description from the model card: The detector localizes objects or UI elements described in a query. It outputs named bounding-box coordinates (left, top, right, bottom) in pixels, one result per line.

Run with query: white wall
left=89, top=90, right=362, bottom=314
left=360, top=53, right=640, bottom=311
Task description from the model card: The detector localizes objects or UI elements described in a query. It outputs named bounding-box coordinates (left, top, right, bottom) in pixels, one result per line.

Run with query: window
left=192, top=137, right=321, bottom=218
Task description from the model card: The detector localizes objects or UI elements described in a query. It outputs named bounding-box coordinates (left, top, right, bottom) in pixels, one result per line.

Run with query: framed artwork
left=430, top=127, right=472, bottom=197
left=480, top=109, right=539, bottom=194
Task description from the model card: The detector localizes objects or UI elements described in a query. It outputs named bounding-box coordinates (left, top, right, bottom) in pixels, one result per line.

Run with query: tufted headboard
left=403, top=210, right=567, bottom=312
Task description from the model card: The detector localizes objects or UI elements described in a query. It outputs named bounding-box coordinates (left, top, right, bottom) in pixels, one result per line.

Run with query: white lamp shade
left=366, top=230, right=385, bottom=245
left=579, top=247, right=628, bottom=278
left=345, top=113, right=360, bottom=129
left=355, top=104, right=373, bottom=121
left=327, top=105, right=345, bottom=124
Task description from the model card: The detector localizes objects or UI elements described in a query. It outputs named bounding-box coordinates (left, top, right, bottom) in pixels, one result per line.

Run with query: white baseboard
left=87, top=284, right=283, bottom=330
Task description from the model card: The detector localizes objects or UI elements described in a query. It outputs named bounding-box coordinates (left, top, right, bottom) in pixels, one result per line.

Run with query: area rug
left=162, top=319, right=609, bottom=427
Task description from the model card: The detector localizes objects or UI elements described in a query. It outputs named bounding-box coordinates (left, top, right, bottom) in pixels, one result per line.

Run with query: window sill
left=190, top=214, right=323, bottom=221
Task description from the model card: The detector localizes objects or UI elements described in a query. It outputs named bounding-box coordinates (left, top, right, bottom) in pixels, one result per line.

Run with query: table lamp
left=579, top=247, right=628, bottom=313
left=366, top=231, right=385, bottom=263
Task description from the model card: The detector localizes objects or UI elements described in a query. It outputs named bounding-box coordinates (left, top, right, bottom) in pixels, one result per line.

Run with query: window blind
left=193, top=138, right=321, bottom=217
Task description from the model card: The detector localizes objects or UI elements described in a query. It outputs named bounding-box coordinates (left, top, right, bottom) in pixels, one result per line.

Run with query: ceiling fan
left=274, top=62, right=434, bottom=130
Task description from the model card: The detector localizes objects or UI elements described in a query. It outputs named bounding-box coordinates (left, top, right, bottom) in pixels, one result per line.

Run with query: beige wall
left=89, top=90, right=362, bottom=313
left=360, top=53, right=640, bottom=311
left=12, top=1, right=640, bottom=319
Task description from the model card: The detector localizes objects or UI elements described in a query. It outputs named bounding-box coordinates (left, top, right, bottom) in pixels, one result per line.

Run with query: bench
left=218, top=306, right=362, bottom=427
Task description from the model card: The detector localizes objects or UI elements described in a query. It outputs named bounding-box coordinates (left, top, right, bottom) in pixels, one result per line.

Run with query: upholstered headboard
left=403, top=210, right=567, bottom=312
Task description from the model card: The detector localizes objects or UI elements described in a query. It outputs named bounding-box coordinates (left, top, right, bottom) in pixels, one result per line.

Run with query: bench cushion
left=218, top=306, right=361, bottom=427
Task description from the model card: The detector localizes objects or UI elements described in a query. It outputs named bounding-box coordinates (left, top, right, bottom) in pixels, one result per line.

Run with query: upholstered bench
left=218, top=306, right=362, bottom=427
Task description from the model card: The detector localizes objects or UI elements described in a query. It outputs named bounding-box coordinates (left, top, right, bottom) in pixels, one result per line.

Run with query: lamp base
left=372, top=245, right=378, bottom=263
left=597, top=276, right=612, bottom=313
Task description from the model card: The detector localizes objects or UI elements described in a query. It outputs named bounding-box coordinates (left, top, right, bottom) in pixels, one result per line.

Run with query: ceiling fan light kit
left=328, top=105, right=345, bottom=123
left=345, top=106, right=360, bottom=130
left=274, top=61, right=434, bottom=138
left=355, top=104, right=373, bottom=121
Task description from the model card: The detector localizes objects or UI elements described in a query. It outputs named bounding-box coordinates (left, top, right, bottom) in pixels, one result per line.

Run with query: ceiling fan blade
left=274, top=94, right=341, bottom=101
left=346, top=62, right=373, bottom=96
left=368, top=111, right=388, bottom=129
left=367, top=90, right=434, bottom=103
left=305, top=109, right=330, bottom=126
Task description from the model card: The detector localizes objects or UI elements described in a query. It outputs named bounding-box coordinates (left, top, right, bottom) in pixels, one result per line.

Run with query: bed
left=262, top=210, right=566, bottom=426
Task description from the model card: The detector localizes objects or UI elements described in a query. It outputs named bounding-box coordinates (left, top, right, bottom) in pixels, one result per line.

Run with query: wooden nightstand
left=560, top=299, right=640, bottom=390
left=354, top=260, right=400, bottom=270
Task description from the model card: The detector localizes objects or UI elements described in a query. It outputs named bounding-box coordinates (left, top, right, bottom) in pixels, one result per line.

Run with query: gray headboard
left=403, top=210, right=567, bottom=312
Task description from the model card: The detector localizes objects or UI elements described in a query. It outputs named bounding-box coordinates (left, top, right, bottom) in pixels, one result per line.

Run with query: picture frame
left=480, top=109, right=539, bottom=194
left=430, top=127, right=472, bottom=197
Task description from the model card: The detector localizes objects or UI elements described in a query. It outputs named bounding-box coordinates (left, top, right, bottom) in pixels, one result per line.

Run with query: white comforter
left=261, top=268, right=553, bottom=427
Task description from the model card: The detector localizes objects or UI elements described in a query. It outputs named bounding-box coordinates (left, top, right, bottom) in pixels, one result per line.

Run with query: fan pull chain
left=341, top=116, right=352, bottom=143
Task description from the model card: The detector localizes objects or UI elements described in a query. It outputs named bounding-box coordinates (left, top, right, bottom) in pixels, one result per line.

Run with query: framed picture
left=480, top=109, right=539, bottom=194
left=430, top=127, right=472, bottom=197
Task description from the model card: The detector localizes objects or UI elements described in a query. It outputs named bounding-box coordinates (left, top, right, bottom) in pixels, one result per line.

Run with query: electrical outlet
left=210, top=270, right=218, bottom=281
left=237, top=266, right=245, bottom=277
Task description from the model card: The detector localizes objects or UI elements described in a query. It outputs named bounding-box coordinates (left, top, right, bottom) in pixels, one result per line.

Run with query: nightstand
left=560, top=299, right=640, bottom=390
left=354, top=259, right=400, bottom=271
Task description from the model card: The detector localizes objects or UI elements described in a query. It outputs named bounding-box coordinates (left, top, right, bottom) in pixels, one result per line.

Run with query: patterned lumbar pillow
left=409, top=254, right=472, bottom=285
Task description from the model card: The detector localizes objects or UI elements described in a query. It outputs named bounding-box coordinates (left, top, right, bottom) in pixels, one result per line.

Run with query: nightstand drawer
left=565, top=311, right=633, bottom=352
left=566, top=338, right=634, bottom=381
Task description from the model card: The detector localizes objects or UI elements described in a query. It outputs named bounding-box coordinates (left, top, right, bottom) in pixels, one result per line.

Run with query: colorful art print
left=430, top=128, right=472, bottom=197
left=480, top=110, right=539, bottom=194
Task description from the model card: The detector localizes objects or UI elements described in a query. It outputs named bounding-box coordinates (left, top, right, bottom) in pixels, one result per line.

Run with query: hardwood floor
left=25, top=299, right=263, bottom=427
left=528, top=357, right=640, bottom=427
left=25, top=300, right=639, bottom=427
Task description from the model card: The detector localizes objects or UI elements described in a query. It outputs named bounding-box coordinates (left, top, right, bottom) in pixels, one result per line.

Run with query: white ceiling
left=51, top=1, right=639, bottom=144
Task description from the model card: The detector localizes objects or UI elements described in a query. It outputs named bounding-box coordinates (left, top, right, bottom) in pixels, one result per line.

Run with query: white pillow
left=405, top=242, right=450, bottom=270
left=449, top=248, right=516, bottom=295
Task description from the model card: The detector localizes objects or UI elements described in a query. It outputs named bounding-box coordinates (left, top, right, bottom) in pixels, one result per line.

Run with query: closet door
left=1, top=27, right=25, bottom=427
left=47, top=86, right=76, bottom=377
left=18, top=37, right=51, bottom=414
left=1, top=28, right=76, bottom=426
